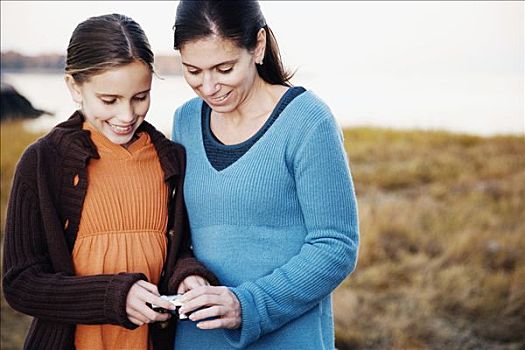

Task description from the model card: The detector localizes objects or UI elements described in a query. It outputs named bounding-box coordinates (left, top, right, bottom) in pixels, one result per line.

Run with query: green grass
left=1, top=122, right=524, bottom=349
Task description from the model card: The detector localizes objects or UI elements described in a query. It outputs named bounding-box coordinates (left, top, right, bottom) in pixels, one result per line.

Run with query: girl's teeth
left=110, top=124, right=132, bottom=133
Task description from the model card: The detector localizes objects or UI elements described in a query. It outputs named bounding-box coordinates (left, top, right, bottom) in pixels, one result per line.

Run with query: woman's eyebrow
left=182, top=59, right=238, bottom=70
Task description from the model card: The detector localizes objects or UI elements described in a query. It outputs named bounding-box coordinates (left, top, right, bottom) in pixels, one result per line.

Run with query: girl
left=170, top=1, right=359, bottom=349
left=2, top=13, right=217, bottom=350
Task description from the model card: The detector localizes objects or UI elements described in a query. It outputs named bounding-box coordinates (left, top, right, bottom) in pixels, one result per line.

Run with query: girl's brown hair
left=65, top=13, right=154, bottom=83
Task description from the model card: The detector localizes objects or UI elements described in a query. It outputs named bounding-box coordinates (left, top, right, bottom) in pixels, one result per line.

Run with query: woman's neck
left=210, top=78, right=288, bottom=145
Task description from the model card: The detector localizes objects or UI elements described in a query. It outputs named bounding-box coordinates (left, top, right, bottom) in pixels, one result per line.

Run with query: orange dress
left=72, top=122, right=168, bottom=350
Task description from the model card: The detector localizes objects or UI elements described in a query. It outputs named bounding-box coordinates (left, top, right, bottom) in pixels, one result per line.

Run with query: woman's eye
left=101, top=99, right=116, bottom=105
left=218, top=67, right=233, bottom=74
left=187, top=69, right=200, bottom=75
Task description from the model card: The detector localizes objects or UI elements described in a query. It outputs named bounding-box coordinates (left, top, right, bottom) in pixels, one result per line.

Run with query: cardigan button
left=168, top=229, right=175, bottom=237
left=171, top=187, right=176, bottom=198
left=159, top=321, right=169, bottom=329
left=64, top=219, right=69, bottom=230
left=73, top=174, right=80, bottom=186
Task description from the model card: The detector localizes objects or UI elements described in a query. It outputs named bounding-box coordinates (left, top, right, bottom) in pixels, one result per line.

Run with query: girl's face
left=65, top=60, right=153, bottom=147
left=179, top=34, right=265, bottom=114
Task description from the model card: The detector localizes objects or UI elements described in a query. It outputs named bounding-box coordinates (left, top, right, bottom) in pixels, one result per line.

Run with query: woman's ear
left=254, top=28, right=266, bottom=65
left=64, top=74, right=83, bottom=104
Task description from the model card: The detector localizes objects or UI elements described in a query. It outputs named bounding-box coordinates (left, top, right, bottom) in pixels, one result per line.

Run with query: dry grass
left=1, top=122, right=524, bottom=349
left=334, top=128, right=525, bottom=350
left=1, top=121, right=43, bottom=350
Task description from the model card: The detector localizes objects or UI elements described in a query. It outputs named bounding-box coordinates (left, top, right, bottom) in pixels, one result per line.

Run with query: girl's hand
left=178, top=285, right=241, bottom=330
left=177, top=275, right=210, bottom=294
left=125, top=280, right=176, bottom=326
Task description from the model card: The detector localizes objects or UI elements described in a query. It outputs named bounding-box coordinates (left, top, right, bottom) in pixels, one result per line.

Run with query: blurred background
left=1, top=1, right=524, bottom=349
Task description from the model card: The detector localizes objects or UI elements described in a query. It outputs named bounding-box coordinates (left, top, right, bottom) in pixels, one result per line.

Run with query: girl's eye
left=101, top=99, right=116, bottom=105
left=134, top=94, right=148, bottom=101
left=187, top=69, right=200, bottom=75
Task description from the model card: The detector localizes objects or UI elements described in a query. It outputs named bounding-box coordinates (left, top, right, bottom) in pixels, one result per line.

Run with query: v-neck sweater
left=202, top=86, right=306, bottom=171
left=171, top=90, right=359, bottom=349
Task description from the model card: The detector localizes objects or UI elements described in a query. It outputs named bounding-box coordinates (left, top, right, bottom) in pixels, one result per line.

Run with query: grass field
left=1, top=121, right=524, bottom=349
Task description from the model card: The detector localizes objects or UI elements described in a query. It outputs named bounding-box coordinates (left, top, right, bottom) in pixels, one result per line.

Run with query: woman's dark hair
left=65, top=14, right=154, bottom=83
left=173, top=0, right=293, bottom=86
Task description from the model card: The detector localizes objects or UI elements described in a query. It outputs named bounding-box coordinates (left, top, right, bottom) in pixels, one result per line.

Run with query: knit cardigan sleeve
left=224, top=110, right=360, bottom=347
left=2, top=145, right=145, bottom=329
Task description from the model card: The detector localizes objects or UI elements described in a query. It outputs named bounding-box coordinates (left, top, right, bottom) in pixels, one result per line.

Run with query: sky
left=1, top=1, right=522, bottom=75
left=1, top=1, right=523, bottom=135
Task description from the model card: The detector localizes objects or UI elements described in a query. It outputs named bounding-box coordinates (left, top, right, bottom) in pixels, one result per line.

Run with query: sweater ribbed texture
left=73, top=122, right=168, bottom=350
left=202, top=86, right=306, bottom=171
left=171, top=90, right=359, bottom=349
left=2, top=111, right=219, bottom=350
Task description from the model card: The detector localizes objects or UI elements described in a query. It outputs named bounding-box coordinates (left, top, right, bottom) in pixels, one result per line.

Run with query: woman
left=171, top=1, right=359, bottom=349
left=2, top=14, right=217, bottom=350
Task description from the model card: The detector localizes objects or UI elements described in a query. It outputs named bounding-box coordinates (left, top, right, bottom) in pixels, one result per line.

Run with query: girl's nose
left=118, top=103, right=135, bottom=123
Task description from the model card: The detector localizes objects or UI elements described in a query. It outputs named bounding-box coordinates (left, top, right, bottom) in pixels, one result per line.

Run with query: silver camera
left=149, top=294, right=186, bottom=318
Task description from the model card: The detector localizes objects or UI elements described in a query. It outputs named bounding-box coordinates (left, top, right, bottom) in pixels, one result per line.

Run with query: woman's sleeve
left=224, top=115, right=360, bottom=347
left=2, top=148, right=146, bottom=329
left=167, top=132, right=220, bottom=292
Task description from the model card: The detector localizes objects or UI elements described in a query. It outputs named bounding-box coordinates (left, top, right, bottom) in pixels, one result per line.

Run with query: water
left=2, top=71, right=523, bottom=136
left=2, top=72, right=195, bottom=136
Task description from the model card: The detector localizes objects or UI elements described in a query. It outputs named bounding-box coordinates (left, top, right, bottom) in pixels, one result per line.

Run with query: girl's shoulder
left=12, top=134, right=59, bottom=185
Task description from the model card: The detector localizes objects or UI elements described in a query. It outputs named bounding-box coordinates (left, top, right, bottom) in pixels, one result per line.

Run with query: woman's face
left=65, top=60, right=152, bottom=146
left=179, top=35, right=264, bottom=114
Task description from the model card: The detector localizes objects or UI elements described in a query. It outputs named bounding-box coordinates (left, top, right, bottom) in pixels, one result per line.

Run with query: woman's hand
left=125, top=280, right=176, bottom=326
left=178, top=285, right=241, bottom=329
left=177, top=275, right=210, bottom=294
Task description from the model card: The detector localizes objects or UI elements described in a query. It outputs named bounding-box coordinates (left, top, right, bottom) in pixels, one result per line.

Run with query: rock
left=1, top=79, right=52, bottom=121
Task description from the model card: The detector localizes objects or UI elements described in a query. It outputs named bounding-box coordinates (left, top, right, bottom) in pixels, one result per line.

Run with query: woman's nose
left=201, top=73, right=220, bottom=96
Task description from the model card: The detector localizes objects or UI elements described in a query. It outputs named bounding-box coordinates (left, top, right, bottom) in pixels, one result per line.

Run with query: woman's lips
left=209, top=91, right=232, bottom=105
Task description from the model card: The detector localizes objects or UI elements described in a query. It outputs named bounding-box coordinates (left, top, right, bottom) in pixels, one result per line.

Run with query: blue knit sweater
left=171, top=90, right=359, bottom=349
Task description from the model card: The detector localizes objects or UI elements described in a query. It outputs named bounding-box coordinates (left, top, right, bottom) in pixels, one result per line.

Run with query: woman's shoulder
left=172, top=97, right=203, bottom=142
left=290, top=89, right=333, bottom=119
left=281, top=88, right=337, bottom=134
left=175, top=97, right=203, bottom=120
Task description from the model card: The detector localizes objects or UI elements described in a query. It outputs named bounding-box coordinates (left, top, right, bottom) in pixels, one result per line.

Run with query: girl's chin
left=103, top=130, right=135, bottom=146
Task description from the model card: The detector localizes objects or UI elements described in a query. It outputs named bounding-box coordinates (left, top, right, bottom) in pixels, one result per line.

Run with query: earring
left=258, top=59, right=264, bottom=65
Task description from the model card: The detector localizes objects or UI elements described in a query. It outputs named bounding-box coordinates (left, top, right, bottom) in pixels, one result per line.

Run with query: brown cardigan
left=2, top=111, right=218, bottom=350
